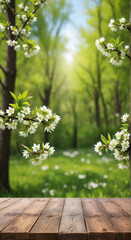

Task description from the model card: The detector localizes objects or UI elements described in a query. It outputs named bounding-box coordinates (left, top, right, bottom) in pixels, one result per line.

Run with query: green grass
left=0, top=148, right=130, bottom=197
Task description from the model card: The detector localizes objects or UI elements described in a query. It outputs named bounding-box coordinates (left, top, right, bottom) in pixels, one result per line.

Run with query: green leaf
left=23, top=101, right=30, bottom=106
left=101, top=135, right=108, bottom=144
left=22, top=90, right=28, bottom=99
left=9, top=103, right=16, bottom=108
left=10, top=91, right=17, bottom=101
left=42, top=143, right=44, bottom=149
left=108, top=133, right=111, bottom=141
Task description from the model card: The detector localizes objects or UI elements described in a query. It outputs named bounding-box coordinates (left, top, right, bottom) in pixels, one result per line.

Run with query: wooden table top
left=0, top=198, right=130, bottom=240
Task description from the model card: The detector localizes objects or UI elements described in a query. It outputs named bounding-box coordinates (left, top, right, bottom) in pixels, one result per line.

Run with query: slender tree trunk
left=94, top=90, right=100, bottom=127
left=0, top=0, right=16, bottom=190
left=72, top=102, right=77, bottom=148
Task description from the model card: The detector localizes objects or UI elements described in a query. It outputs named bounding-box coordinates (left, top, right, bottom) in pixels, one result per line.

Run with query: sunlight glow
left=64, top=52, right=74, bottom=63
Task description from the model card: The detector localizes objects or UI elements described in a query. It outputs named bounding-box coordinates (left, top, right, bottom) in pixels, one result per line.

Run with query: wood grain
left=112, top=198, right=131, bottom=215
left=0, top=198, right=35, bottom=232
left=82, top=198, right=116, bottom=240
left=30, top=198, right=65, bottom=240
left=59, top=198, right=87, bottom=240
left=1, top=198, right=50, bottom=240
left=0, top=198, right=20, bottom=211
left=98, top=198, right=131, bottom=240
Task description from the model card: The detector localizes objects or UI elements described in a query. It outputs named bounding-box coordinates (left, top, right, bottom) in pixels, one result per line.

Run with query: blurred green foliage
left=0, top=0, right=130, bottom=153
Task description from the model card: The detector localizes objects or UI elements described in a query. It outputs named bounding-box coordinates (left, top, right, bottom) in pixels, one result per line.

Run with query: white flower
left=44, top=143, right=50, bottom=149
left=0, top=23, right=5, bottom=32
left=107, top=43, right=114, bottom=50
left=17, top=112, right=25, bottom=122
left=120, top=24, right=124, bottom=30
left=118, top=163, right=128, bottom=169
left=21, top=15, right=27, bottom=21
left=21, top=29, right=26, bottom=35
left=41, top=189, right=47, bottom=194
left=41, top=166, right=49, bottom=171
left=49, top=189, right=55, bottom=196
left=19, top=131, right=28, bottom=137
left=115, top=131, right=122, bottom=140
left=28, top=122, right=39, bottom=134
left=88, top=182, right=99, bottom=189
left=18, top=3, right=23, bottom=9
left=24, top=6, right=28, bottom=11
left=78, top=174, right=86, bottom=179
left=0, top=118, right=5, bottom=130
left=119, top=17, right=126, bottom=23
left=108, top=19, right=117, bottom=31
left=23, top=150, right=30, bottom=159
left=121, top=140, right=129, bottom=152
left=94, top=141, right=103, bottom=155
left=125, top=45, right=129, bottom=50
left=48, top=147, right=55, bottom=156
left=0, top=110, right=4, bottom=115
left=110, top=58, right=123, bottom=66
left=54, top=165, right=59, bottom=170
left=121, top=113, right=129, bottom=122
left=109, top=139, right=117, bottom=151
left=124, top=133, right=130, bottom=140
left=39, top=153, right=48, bottom=161
left=32, top=143, right=40, bottom=152
left=113, top=149, right=123, bottom=161
left=22, top=106, right=31, bottom=115
left=6, top=120, right=18, bottom=130
left=6, top=107, right=14, bottom=116
left=104, top=174, right=108, bottom=179
left=7, top=40, right=17, bottom=47
left=36, top=112, right=44, bottom=122
left=14, top=45, right=20, bottom=51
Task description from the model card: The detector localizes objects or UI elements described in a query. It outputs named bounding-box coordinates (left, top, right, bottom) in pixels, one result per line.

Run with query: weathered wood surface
left=0, top=198, right=130, bottom=240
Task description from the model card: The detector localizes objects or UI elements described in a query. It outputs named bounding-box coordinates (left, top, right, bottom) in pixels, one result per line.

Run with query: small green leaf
left=22, top=90, right=28, bottom=99
left=9, top=103, right=16, bottom=108
left=108, top=133, right=111, bottom=141
left=101, top=135, right=108, bottom=144
left=23, top=101, right=30, bottom=105
left=10, top=91, right=17, bottom=101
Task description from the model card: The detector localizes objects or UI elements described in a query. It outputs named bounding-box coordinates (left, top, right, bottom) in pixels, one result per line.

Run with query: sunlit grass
left=0, top=148, right=130, bottom=197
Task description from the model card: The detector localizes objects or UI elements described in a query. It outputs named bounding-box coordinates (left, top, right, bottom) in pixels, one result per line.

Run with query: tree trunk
left=0, top=0, right=16, bottom=191
left=72, top=102, right=77, bottom=148
left=94, top=90, right=100, bottom=127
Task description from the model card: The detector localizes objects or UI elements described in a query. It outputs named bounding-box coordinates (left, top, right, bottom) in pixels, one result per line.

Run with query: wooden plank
left=0, top=198, right=35, bottom=232
left=98, top=198, right=131, bottom=240
left=30, top=198, right=65, bottom=240
left=1, top=198, right=50, bottom=240
left=59, top=198, right=87, bottom=240
left=0, top=199, right=10, bottom=204
left=82, top=198, right=116, bottom=240
left=0, top=198, right=20, bottom=211
left=112, top=198, right=131, bottom=215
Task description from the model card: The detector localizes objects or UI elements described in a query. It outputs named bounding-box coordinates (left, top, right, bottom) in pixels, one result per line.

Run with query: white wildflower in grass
left=22, top=150, right=30, bottom=159
left=32, top=143, right=40, bottom=152
left=6, top=107, right=14, bottom=116
left=54, top=165, right=59, bottom=170
left=121, top=113, right=129, bottom=122
left=41, top=166, right=49, bottom=171
left=80, top=158, right=85, bottom=162
left=78, top=174, right=86, bottom=179
left=72, top=185, right=77, bottom=189
left=104, top=175, right=108, bottom=179
left=41, top=189, right=47, bottom=194
left=63, top=184, right=67, bottom=188
left=94, top=141, right=103, bottom=155
left=49, top=189, right=55, bottom=196
left=88, top=182, right=99, bottom=189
